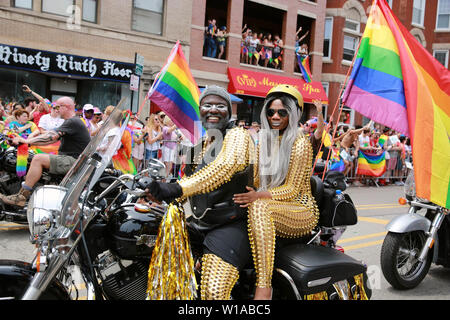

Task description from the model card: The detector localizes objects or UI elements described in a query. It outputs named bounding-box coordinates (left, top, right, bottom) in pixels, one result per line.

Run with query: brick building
left=323, top=0, right=450, bottom=128
left=189, top=0, right=329, bottom=124
left=0, top=0, right=193, bottom=115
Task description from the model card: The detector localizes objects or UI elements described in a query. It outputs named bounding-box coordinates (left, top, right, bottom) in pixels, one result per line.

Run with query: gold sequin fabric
left=178, top=127, right=255, bottom=198
left=200, top=254, right=239, bottom=300
left=249, top=133, right=320, bottom=288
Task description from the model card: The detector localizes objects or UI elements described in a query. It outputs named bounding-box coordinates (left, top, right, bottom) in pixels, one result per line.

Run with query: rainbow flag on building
left=357, top=150, right=386, bottom=177
left=297, top=54, right=312, bottom=83
left=343, top=0, right=450, bottom=209
left=147, top=41, right=204, bottom=144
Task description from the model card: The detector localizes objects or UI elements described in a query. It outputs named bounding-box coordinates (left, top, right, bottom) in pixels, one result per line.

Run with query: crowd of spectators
left=1, top=84, right=411, bottom=187
left=203, top=18, right=312, bottom=74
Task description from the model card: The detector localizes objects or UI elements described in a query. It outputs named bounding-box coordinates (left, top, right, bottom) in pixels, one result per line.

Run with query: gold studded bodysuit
left=177, top=127, right=255, bottom=299
left=249, top=131, right=320, bottom=288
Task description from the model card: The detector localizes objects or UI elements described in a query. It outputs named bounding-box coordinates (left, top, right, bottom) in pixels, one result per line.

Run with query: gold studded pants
left=200, top=254, right=239, bottom=300
left=248, top=198, right=318, bottom=288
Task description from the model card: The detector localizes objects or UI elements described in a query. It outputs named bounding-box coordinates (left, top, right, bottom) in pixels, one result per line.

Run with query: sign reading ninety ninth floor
left=0, top=44, right=135, bottom=83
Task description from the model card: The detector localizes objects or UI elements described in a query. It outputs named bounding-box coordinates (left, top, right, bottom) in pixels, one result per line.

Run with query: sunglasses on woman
left=266, top=108, right=288, bottom=118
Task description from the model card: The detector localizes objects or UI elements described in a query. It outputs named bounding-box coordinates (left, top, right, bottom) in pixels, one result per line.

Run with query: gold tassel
left=146, top=203, right=198, bottom=300
left=353, top=273, right=369, bottom=300
left=305, top=291, right=328, bottom=300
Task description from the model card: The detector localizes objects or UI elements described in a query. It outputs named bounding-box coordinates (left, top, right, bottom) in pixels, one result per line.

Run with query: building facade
left=323, top=0, right=450, bottom=127
left=189, top=0, right=328, bottom=124
left=0, top=0, right=193, bottom=115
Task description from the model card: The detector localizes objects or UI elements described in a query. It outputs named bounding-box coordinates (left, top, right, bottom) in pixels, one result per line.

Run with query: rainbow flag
left=30, top=142, right=60, bottom=155
left=16, top=143, right=28, bottom=177
left=147, top=41, right=203, bottom=144
left=343, top=0, right=450, bottom=208
left=297, top=54, right=312, bottom=83
left=357, top=150, right=386, bottom=177
left=378, top=134, right=388, bottom=148
left=112, top=128, right=136, bottom=175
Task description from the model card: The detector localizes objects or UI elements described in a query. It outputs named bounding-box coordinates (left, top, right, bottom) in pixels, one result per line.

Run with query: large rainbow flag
left=343, top=0, right=450, bottom=209
left=357, top=150, right=386, bottom=177
left=147, top=41, right=203, bottom=144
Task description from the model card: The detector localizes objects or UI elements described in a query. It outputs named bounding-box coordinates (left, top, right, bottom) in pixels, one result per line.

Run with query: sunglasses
left=201, top=103, right=228, bottom=111
left=266, top=108, right=288, bottom=118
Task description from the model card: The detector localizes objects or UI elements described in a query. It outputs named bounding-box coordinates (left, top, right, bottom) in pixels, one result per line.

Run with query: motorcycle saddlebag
left=0, top=260, right=70, bottom=300
left=318, top=189, right=358, bottom=227
left=274, top=244, right=366, bottom=295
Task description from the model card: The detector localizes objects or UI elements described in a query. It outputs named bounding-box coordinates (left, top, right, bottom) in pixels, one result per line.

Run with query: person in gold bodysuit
left=233, top=85, right=320, bottom=300
left=146, top=85, right=255, bottom=300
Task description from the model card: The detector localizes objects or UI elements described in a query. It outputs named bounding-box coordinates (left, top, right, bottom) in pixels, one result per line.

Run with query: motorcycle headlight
left=27, top=185, right=67, bottom=241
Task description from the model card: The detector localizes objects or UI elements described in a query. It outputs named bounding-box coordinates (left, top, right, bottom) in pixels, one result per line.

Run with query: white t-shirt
left=38, top=114, right=65, bottom=131
left=358, top=134, right=370, bottom=148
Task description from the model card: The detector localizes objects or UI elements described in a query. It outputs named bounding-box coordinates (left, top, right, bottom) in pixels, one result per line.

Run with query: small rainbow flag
left=16, top=143, right=28, bottom=177
left=112, top=128, right=136, bottom=175
left=297, top=54, right=312, bottom=83
left=357, top=150, right=386, bottom=177
left=378, top=134, right=388, bottom=148
left=147, top=41, right=203, bottom=144
left=30, top=142, right=60, bottom=155
left=343, top=0, right=450, bottom=208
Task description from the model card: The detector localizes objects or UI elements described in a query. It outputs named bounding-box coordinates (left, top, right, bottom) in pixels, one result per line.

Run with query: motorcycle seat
left=274, top=243, right=366, bottom=295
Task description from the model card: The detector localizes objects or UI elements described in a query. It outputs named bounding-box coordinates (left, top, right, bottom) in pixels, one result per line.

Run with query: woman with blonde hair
left=144, top=113, right=163, bottom=168
left=161, top=116, right=178, bottom=178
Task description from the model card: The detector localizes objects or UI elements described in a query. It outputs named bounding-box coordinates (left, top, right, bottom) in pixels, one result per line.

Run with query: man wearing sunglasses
left=145, top=85, right=255, bottom=300
left=0, top=96, right=90, bottom=208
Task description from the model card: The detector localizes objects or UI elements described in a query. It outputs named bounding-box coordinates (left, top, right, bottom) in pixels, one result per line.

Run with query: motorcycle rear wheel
left=381, top=231, right=432, bottom=290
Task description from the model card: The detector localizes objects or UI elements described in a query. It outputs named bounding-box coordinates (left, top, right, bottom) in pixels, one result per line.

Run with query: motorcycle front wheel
left=380, top=231, right=432, bottom=290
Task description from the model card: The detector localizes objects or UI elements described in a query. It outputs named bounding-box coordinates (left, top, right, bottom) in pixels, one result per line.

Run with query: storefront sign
left=0, top=43, right=134, bottom=82
left=227, top=67, right=328, bottom=103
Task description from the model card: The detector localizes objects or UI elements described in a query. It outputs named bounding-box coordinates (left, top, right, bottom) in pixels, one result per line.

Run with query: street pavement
left=342, top=185, right=450, bottom=300
left=1, top=185, right=449, bottom=300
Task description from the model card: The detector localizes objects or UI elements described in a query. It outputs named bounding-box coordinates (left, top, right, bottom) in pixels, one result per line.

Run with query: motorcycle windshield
left=57, top=99, right=129, bottom=231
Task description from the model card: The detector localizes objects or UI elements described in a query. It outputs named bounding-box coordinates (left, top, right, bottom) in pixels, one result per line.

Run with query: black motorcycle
left=0, top=133, right=65, bottom=224
left=0, top=110, right=371, bottom=300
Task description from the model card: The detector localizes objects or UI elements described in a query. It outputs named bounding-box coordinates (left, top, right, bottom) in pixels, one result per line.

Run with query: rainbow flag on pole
left=147, top=41, right=204, bottom=144
left=343, top=0, right=450, bottom=209
left=297, top=54, right=312, bottom=83
left=357, top=150, right=386, bottom=177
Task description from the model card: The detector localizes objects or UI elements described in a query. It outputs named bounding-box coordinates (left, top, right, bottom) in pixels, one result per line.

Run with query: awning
left=227, top=67, right=328, bottom=104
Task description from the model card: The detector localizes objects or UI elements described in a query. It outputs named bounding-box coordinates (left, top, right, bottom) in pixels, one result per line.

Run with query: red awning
left=227, top=67, right=328, bottom=104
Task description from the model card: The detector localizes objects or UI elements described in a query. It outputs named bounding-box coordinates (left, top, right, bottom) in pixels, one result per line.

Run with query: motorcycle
left=380, top=163, right=450, bottom=289
left=0, top=133, right=64, bottom=224
left=0, top=108, right=371, bottom=300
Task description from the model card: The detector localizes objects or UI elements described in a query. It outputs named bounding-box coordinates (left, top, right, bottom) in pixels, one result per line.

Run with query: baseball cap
left=83, top=104, right=94, bottom=111
left=93, top=107, right=102, bottom=115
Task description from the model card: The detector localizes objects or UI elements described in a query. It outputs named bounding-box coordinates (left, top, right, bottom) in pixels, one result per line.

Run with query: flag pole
left=313, top=0, right=378, bottom=180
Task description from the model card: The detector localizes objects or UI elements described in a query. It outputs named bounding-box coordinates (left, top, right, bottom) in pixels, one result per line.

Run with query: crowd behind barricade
left=203, top=18, right=310, bottom=72
left=1, top=84, right=411, bottom=187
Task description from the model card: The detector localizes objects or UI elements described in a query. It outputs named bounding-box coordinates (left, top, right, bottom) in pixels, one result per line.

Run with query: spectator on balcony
left=205, top=18, right=218, bottom=58
left=255, top=32, right=264, bottom=65
left=272, top=34, right=283, bottom=69
left=262, top=33, right=273, bottom=68
left=295, top=27, right=310, bottom=54
left=241, top=24, right=250, bottom=63
left=216, top=26, right=228, bottom=60
left=247, top=31, right=260, bottom=65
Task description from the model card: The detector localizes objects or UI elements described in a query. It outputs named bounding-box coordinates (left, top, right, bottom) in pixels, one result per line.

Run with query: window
left=323, top=17, right=333, bottom=59
left=434, top=50, right=449, bottom=68
left=344, top=19, right=360, bottom=33
left=42, top=0, right=74, bottom=16
left=132, top=0, right=164, bottom=35
left=82, top=0, right=97, bottom=23
left=437, top=0, right=450, bottom=30
left=412, top=0, right=426, bottom=26
left=343, top=35, right=358, bottom=61
left=13, top=0, right=32, bottom=9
